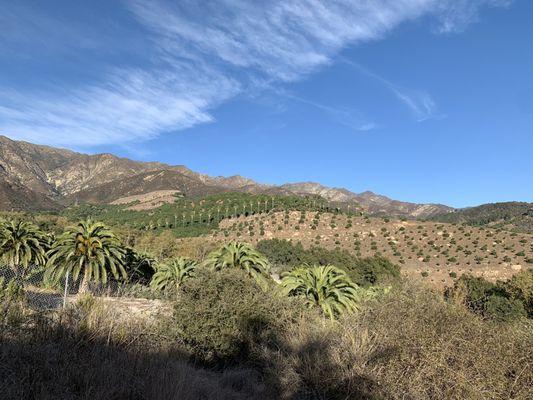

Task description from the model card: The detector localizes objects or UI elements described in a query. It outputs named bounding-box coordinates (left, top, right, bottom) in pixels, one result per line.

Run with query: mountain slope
left=432, top=202, right=533, bottom=233
left=0, top=175, right=60, bottom=211
left=68, top=169, right=229, bottom=204
left=282, top=183, right=452, bottom=218
left=0, top=135, right=452, bottom=217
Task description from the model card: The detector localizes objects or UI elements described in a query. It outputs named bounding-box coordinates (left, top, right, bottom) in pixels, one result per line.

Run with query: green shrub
left=256, top=239, right=400, bottom=287
left=504, top=269, right=533, bottom=317
left=256, top=238, right=307, bottom=269
left=349, top=256, right=400, bottom=286
left=448, top=274, right=530, bottom=322
left=483, top=295, right=527, bottom=322
left=173, top=268, right=303, bottom=366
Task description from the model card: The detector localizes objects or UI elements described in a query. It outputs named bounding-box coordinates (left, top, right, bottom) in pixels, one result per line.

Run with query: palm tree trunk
left=79, top=269, right=91, bottom=295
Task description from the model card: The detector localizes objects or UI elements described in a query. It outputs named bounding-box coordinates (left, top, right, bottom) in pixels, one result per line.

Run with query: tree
left=0, top=220, right=48, bottom=280
left=150, top=257, right=197, bottom=294
left=124, top=248, right=157, bottom=284
left=204, top=241, right=270, bottom=288
left=45, top=220, right=126, bottom=294
left=280, top=265, right=360, bottom=319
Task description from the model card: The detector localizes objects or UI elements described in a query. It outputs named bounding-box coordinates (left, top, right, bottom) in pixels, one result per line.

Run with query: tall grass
left=1, top=280, right=531, bottom=399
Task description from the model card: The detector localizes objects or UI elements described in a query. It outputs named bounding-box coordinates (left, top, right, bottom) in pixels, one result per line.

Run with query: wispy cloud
left=434, top=0, right=513, bottom=33
left=0, top=66, right=240, bottom=147
left=342, top=59, right=440, bottom=122
left=0, top=0, right=510, bottom=147
left=278, top=90, right=378, bottom=131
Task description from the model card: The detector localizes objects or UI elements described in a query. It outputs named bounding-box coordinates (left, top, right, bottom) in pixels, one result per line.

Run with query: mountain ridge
left=0, top=135, right=452, bottom=217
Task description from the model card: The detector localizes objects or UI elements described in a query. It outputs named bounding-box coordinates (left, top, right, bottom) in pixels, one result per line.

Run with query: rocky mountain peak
left=0, top=136, right=454, bottom=217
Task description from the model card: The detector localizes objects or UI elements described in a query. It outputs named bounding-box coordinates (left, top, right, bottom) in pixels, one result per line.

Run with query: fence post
left=63, top=270, right=70, bottom=309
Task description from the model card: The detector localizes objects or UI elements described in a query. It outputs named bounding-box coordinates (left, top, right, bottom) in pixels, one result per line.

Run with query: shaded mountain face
left=0, top=135, right=453, bottom=217
left=431, top=202, right=533, bottom=233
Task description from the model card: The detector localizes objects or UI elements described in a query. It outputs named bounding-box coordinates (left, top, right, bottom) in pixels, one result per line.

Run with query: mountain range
left=0, top=135, right=453, bottom=217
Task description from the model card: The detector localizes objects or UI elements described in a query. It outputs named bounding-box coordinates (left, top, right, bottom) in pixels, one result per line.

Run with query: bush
left=263, top=281, right=533, bottom=399
left=256, top=239, right=307, bottom=269
left=483, top=295, right=527, bottom=322
left=349, top=256, right=400, bottom=286
left=256, top=239, right=400, bottom=286
left=447, top=274, right=530, bottom=321
left=504, top=268, right=533, bottom=317
left=173, top=268, right=304, bottom=366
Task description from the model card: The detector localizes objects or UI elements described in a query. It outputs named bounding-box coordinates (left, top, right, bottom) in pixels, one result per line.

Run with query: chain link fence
left=0, top=264, right=67, bottom=310
left=0, top=263, right=161, bottom=313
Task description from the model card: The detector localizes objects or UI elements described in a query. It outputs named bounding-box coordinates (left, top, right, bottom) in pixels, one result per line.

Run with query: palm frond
left=280, top=264, right=361, bottom=319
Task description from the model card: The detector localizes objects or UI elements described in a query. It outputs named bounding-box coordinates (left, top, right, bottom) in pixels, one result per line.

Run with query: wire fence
left=0, top=264, right=149, bottom=311
left=0, top=264, right=65, bottom=310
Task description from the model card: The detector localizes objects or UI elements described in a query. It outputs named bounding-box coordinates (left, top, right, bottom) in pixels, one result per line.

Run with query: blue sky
left=1, top=0, right=532, bottom=208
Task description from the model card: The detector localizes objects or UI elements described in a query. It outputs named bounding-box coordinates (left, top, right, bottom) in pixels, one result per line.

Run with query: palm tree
left=150, top=257, right=197, bottom=294
left=45, top=220, right=126, bottom=294
left=0, top=220, right=48, bottom=280
left=204, top=241, right=270, bottom=288
left=125, top=248, right=157, bottom=284
left=280, top=265, right=361, bottom=319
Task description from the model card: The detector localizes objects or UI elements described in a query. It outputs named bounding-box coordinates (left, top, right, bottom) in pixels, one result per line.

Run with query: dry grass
left=0, top=297, right=269, bottom=400
left=1, top=282, right=532, bottom=400
left=262, top=280, right=533, bottom=399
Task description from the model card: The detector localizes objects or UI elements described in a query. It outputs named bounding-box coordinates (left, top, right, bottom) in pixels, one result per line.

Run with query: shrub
left=256, top=239, right=400, bottom=287
left=504, top=269, right=533, bottom=317
left=483, top=295, right=527, bottom=322
left=173, top=268, right=304, bottom=366
left=256, top=239, right=307, bottom=270
left=349, top=256, right=400, bottom=286
left=447, top=274, right=530, bottom=321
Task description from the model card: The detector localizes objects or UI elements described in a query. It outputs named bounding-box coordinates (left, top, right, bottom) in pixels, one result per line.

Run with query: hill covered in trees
left=432, top=202, right=533, bottom=233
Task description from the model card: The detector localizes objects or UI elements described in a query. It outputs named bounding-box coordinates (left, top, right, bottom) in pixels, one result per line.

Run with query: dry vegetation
left=214, top=211, right=532, bottom=287
left=2, top=278, right=531, bottom=400
left=1, top=206, right=532, bottom=399
left=111, top=190, right=182, bottom=211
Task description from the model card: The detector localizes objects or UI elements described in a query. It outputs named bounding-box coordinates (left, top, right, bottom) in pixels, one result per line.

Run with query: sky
left=0, top=0, right=532, bottom=208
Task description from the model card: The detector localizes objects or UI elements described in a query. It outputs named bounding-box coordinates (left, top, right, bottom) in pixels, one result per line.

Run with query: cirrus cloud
left=0, top=0, right=511, bottom=147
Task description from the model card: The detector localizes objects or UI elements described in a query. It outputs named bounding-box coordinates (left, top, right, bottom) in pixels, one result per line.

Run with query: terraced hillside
left=212, top=211, right=532, bottom=287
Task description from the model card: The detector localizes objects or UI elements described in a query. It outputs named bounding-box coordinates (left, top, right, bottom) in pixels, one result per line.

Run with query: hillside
left=0, top=135, right=452, bottom=217
left=53, top=192, right=533, bottom=288
left=432, top=202, right=533, bottom=233
left=211, top=211, right=533, bottom=287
